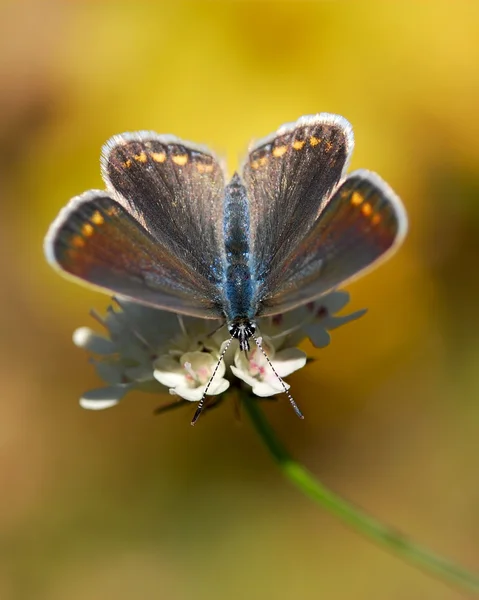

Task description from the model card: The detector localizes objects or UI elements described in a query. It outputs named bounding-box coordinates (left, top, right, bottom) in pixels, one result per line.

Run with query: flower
left=153, top=351, right=230, bottom=401
left=231, top=335, right=307, bottom=397
left=73, top=291, right=365, bottom=416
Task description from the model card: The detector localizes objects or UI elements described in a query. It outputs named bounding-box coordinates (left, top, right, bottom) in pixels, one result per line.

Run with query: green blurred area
left=0, top=1, right=478, bottom=598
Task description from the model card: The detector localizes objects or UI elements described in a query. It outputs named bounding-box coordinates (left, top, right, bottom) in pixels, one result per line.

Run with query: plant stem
left=243, top=395, right=479, bottom=595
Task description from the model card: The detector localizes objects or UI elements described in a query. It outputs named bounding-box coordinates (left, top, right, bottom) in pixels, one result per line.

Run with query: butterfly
left=44, top=114, right=407, bottom=423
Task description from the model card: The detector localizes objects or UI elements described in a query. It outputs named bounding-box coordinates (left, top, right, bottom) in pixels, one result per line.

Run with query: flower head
left=73, top=292, right=365, bottom=418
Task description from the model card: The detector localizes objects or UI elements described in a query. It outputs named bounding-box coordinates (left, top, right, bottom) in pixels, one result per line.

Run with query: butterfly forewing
left=102, top=132, right=227, bottom=283
left=242, top=114, right=353, bottom=288
left=44, top=190, right=224, bottom=318
left=258, top=170, right=407, bottom=315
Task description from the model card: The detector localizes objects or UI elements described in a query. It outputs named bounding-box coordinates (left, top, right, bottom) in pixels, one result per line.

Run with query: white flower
left=73, top=291, right=365, bottom=416
left=153, top=351, right=229, bottom=401
left=231, top=335, right=307, bottom=397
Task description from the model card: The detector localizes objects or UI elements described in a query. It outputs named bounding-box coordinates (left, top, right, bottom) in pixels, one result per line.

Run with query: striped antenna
left=191, top=335, right=234, bottom=425
left=251, top=334, right=304, bottom=419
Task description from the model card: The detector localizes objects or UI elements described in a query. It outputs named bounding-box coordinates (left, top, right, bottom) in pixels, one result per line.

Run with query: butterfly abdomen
left=222, top=173, right=256, bottom=322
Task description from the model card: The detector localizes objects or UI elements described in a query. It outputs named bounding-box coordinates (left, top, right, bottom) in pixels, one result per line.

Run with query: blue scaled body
left=221, top=173, right=256, bottom=323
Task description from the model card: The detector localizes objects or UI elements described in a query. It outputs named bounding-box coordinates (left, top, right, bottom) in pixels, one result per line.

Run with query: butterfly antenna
left=191, top=335, right=234, bottom=426
left=251, top=333, right=304, bottom=420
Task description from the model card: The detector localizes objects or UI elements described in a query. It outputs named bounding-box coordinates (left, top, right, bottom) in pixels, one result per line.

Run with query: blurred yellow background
left=1, top=1, right=478, bottom=598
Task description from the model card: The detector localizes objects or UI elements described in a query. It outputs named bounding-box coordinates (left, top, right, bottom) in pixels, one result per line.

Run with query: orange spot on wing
left=172, top=155, right=188, bottom=166
left=351, top=191, right=363, bottom=206
left=361, top=202, right=373, bottom=217
left=151, top=151, right=166, bottom=163
left=371, top=214, right=381, bottom=225
left=134, top=152, right=147, bottom=163
left=91, top=211, right=104, bottom=225
left=82, top=223, right=94, bottom=237
left=272, top=145, right=287, bottom=157
left=309, top=136, right=321, bottom=146
left=72, top=235, right=85, bottom=248
left=292, top=140, right=305, bottom=150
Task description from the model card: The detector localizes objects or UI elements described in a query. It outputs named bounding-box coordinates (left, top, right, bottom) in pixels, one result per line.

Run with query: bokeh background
left=1, top=1, right=478, bottom=599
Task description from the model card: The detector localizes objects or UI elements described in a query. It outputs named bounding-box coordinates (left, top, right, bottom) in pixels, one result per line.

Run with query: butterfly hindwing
left=258, top=170, right=408, bottom=315
left=44, top=190, right=224, bottom=318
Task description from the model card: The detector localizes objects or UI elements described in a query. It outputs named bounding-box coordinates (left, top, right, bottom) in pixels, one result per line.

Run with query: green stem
left=243, top=394, right=479, bottom=595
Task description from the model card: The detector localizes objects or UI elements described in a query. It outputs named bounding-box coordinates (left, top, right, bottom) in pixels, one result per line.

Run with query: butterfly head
left=228, top=318, right=256, bottom=351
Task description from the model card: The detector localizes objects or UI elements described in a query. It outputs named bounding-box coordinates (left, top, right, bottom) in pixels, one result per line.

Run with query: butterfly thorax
left=221, top=173, right=257, bottom=326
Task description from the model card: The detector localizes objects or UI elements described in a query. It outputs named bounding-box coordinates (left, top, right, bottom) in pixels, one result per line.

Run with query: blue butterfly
left=44, top=114, right=407, bottom=423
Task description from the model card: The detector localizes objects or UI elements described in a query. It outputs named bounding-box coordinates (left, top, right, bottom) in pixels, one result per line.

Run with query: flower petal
left=230, top=364, right=259, bottom=388
left=270, top=348, right=307, bottom=377
left=79, top=385, right=131, bottom=410
left=153, top=355, right=186, bottom=388
left=318, top=291, right=351, bottom=313
left=304, top=325, right=331, bottom=348
left=73, top=327, right=116, bottom=354
left=324, top=309, right=368, bottom=330
left=230, top=365, right=286, bottom=397
left=250, top=379, right=287, bottom=397
left=174, top=378, right=230, bottom=402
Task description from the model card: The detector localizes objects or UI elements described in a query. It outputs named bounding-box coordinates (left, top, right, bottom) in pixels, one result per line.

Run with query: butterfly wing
left=102, top=132, right=226, bottom=277
left=241, top=114, right=407, bottom=315
left=242, top=114, right=353, bottom=291
left=256, top=170, right=407, bottom=315
left=45, top=132, right=228, bottom=318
